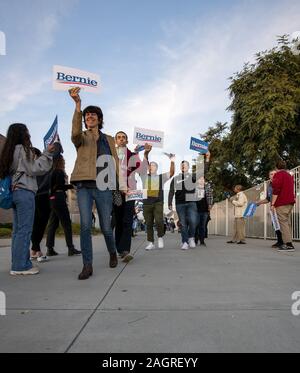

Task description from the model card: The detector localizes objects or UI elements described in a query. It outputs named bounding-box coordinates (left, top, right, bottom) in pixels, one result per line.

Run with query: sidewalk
left=0, top=233, right=300, bottom=353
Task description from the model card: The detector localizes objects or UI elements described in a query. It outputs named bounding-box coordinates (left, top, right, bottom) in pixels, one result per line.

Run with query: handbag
left=112, top=190, right=123, bottom=207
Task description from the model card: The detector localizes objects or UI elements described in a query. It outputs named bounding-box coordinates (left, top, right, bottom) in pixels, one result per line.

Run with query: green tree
left=228, top=35, right=300, bottom=182
left=200, top=122, right=251, bottom=202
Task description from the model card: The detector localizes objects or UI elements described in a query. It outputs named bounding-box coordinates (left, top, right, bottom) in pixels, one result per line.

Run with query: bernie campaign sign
left=243, top=202, right=257, bottom=218
left=53, top=65, right=100, bottom=93
left=190, top=137, right=209, bottom=154
left=270, top=210, right=280, bottom=231
left=133, top=127, right=164, bottom=149
left=125, top=190, right=148, bottom=202
left=43, top=116, right=61, bottom=150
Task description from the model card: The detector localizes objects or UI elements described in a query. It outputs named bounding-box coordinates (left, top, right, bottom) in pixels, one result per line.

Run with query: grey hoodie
left=10, top=145, right=53, bottom=194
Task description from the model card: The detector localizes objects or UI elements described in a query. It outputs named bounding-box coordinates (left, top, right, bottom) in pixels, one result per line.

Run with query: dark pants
left=31, top=193, right=51, bottom=252
left=46, top=193, right=74, bottom=250
left=114, top=198, right=135, bottom=254
left=195, top=212, right=208, bottom=244
left=276, top=230, right=283, bottom=244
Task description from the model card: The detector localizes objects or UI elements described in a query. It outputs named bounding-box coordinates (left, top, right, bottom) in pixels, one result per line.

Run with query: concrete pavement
left=0, top=233, right=300, bottom=353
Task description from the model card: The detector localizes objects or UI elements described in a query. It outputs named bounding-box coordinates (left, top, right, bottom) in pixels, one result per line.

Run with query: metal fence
left=209, top=166, right=300, bottom=241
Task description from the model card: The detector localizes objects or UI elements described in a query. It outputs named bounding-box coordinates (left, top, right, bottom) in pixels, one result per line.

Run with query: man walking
left=168, top=161, right=198, bottom=250
left=142, top=155, right=175, bottom=251
left=114, top=131, right=152, bottom=262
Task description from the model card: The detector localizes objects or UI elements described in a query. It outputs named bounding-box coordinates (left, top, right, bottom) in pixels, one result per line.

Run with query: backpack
left=0, top=176, right=13, bottom=209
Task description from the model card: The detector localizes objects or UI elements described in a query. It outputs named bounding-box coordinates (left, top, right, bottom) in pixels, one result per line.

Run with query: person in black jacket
left=168, top=161, right=198, bottom=250
left=46, top=155, right=81, bottom=257
left=30, top=144, right=62, bottom=262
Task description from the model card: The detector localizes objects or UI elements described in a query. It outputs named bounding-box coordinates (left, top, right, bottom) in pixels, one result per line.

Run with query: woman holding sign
left=69, top=87, right=120, bottom=280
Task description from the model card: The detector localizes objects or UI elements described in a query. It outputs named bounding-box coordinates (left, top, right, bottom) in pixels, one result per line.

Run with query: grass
left=0, top=223, right=101, bottom=239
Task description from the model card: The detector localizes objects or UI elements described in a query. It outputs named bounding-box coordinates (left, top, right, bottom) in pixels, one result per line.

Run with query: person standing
left=142, top=156, right=175, bottom=251
left=271, top=160, right=296, bottom=252
left=0, top=123, right=54, bottom=275
left=195, top=176, right=213, bottom=247
left=227, top=185, right=248, bottom=245
left=168, top=161, right=198, bottom=250
left=114, top=131, right=152, bottom=262
left=46, top=155, right=81, bottom=257
left=256, top=170, right=283, bottom=248
left=69, top=87, right=119, bottom=280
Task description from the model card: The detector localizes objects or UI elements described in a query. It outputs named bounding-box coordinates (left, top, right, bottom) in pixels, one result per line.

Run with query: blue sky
left=0, top=0, right=300, bottom=176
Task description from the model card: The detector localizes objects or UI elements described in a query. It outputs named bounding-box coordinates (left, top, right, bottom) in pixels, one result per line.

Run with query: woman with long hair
left=46, top=155, right=80, bottom=257
left=0, top=123, right=54, bottom=275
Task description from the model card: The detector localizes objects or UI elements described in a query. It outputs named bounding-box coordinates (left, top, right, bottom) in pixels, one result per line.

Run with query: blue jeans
left=77, top=188, right=116, bottom=265
left=196, top=212, right=209, bottom=243
left=11, top=190, right=35, bottom=271
left=176, top=202, right=198, bottom=244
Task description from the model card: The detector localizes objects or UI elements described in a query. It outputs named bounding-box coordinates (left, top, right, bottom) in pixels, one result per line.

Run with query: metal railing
left=209, top=166, right=300, bottom=241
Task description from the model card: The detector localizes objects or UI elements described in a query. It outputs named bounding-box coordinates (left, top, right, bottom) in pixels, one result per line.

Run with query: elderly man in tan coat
left=227, top=185, right=248, bottom=245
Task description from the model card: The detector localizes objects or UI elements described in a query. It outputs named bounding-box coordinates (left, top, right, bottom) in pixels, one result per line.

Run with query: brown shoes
left=109, top=252, right=118, bottom=268
left=78, top=264, right=93, bottom=280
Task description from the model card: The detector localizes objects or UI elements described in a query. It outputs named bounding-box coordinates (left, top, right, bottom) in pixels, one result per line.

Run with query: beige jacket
left=232, top=191, right=248, bottom=218
left=70, top=110, right=119, bottom=183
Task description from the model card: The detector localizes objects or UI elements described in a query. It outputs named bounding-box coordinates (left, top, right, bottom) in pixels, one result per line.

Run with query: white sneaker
left=158, top=238, right=164, bottom=249
left=10, top=266, right=40, bottom=276
left=145, top=242, right=155, bottom=251
left=181, top=242, right=189, bottom=250
left=37, top=255, right=48, bottom=263
left=189, top=238, right=196, bottom=248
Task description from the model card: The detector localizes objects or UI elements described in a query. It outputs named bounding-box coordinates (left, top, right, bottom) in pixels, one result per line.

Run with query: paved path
left=0, top=233, right=299, bottom=353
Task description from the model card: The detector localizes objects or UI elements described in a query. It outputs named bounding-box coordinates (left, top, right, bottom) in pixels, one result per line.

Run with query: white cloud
left=0, top=0, right=77, bottom=117
left=107, top=0, right=300, bottom=166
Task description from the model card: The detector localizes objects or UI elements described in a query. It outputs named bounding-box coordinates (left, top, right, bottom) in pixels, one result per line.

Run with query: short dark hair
left=276, top=160, right=287, bottom=170
left=150, top=161, right=158, bottom=169
left=83, top=106, right=103, bottom=129
left=115, top=131, right=128, bottom=140
left=181, top=160, right=190, bottom=167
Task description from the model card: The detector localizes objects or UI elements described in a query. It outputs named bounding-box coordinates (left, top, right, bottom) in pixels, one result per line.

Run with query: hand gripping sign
left=133, top=127, right=164, bottom=149
left=190, top=137, right=209, bottom=154
left=53, top=65, right=100, bottom=93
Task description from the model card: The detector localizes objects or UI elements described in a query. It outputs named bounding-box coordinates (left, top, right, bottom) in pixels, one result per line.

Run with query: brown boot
left=78, top=264, right=93, bottom=280
left=109, top=252, right=118, bottom=268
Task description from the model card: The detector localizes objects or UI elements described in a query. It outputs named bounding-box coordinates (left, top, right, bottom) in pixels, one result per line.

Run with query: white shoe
left=189, top=238, right=196, bottom=248
left=181, top=242, right=189, bottom=250
left=37, top=255, right=48, bottom=263
left=158, top=238, right=164, bottom=249
left=10, top=266, right=40, bottom=276
left=145, top=242, right=155, bottom=251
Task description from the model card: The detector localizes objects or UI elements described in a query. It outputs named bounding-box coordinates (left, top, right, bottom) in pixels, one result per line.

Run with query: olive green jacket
left=70, top=110, right=119, bottom=184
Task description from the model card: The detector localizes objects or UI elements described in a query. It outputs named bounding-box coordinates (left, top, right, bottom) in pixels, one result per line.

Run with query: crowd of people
left=0, top=88, right=296, bottom=279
